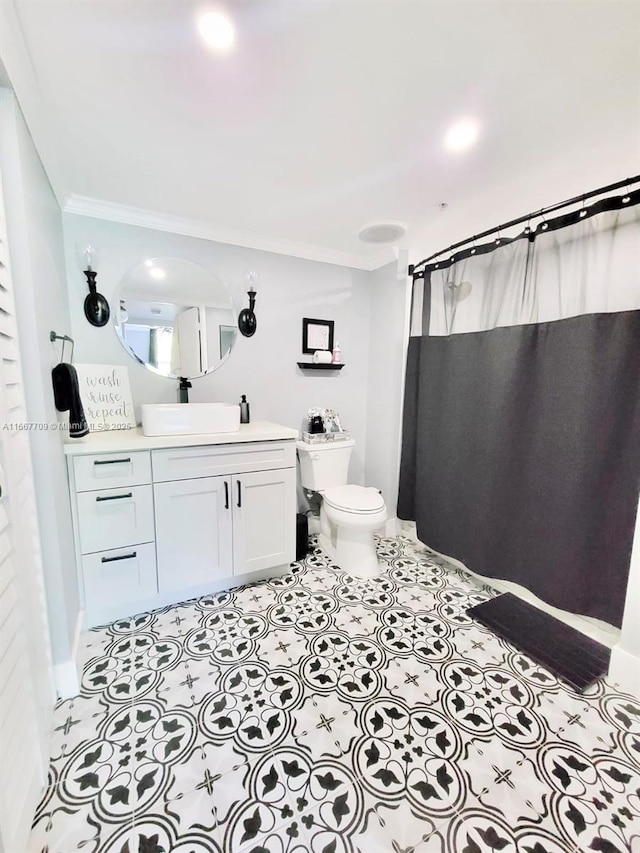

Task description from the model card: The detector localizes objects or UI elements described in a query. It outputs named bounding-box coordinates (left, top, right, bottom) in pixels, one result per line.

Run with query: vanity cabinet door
left=154, top=476, right=233, bottom=594
left=232, top=468, right=296, bottom=576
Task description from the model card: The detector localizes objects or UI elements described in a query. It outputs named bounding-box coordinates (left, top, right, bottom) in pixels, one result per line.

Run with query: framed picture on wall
left=302, top=318, right=334, bottom=354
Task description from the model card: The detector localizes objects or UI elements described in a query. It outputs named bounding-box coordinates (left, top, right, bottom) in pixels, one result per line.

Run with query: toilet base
left=318, top=527, right=381, bottom=578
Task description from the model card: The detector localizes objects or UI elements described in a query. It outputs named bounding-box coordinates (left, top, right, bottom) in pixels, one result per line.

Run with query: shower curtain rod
left=409, top=174, right=640, bottom=277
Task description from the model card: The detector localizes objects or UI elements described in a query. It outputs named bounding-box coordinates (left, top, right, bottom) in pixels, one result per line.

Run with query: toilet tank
left=296, top=440, right=355, bottom=490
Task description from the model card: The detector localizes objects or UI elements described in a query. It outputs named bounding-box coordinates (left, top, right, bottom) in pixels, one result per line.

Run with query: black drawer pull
left=224, top=480, right=229, bottom=510
left=94, top=458, right=131, bottom=466
left=101, top=551, right=137, bottom=563
left=96, top=492, right=133, bottom=502
left=237, top=480, right=242, bottom=508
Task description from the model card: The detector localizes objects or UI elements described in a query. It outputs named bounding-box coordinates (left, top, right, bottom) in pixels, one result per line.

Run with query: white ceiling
left=5, top=0, right=640, bottom=267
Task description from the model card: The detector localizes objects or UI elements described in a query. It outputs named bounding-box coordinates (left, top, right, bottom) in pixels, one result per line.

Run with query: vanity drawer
left=82, top=543, right=157, bottom=620
left=76, top=484, right=155, bottom=554
left=152, top=441, right=296, bottom=483
left=73, top=451, right=151, bottom=493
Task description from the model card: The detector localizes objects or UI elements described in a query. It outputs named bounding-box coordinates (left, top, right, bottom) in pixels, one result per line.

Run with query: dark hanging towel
left=52, top=363, right=89, bottom=438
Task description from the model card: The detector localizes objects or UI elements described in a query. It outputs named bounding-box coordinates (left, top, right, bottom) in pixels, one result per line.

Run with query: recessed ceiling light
left=144, top=259, right=154, bottom=267
left=444, top=118, right=480, bottom=153
left=198, top=11, right=235, bottom=51
left=149, top=267, right=166, bottom=280
left=358, top=220, right=407, bottom=244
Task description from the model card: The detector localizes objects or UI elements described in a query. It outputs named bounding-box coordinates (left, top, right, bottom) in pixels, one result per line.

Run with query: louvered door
left=0, top=158, right=54, bottom=851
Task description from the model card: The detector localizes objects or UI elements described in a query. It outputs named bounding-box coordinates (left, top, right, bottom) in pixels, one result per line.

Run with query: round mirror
left=114, top=258, right=237, bottom=379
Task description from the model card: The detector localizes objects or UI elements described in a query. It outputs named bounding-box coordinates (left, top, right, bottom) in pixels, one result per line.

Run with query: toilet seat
left=323, top=485, right=384, bottom=514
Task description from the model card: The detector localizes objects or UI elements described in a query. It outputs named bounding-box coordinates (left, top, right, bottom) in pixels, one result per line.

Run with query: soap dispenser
left=239, top=394, right=250, bottom=424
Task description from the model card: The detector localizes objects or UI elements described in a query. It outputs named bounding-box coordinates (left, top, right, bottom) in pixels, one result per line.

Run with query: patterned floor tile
left=128, top=801, right=221, bottom=853
left=447, top=621, right=507, bottom=669
left=29, top=534, right=640, bottom=853
left=232, top=581, right=284, bottom=612
left=49, top=693, right=114, bottom=761
left=351, top=796, right=449, bottom=853
left=216, top=749, right=364, bottom=851
left=383, top=655, right=445, bottom=706
left=141, top=604, right=193, bottom=640
left=208, top=750, right=322, bottom=851
left=153, top=657, right=224, bottom=713
left=532, top=741, right=640, bottom=852
left=533, top=683, right=622, bottom=756
left=29, top=798, right=137, bottom=853
left=254, top=627, right=312, bottom=670
left=47, top=716, right=122, bottom=785
left=441, top=808, right=577, bottom=853
left=77, top=625, right=122, bottom=674
left=457, top=737, right=555, bottom=822
left=331, top=601, right=381, bottom=637
left=350, top=697, right=467, bottom=823
left=197, top=739, right=254, bottom=786
left=289, top=690, right=360, bottom=762
left=30, top=771, right=137, bottom=852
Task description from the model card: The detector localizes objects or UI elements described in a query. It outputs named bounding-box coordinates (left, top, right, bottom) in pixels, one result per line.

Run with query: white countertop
left=63, top=421, right=298, bottom=456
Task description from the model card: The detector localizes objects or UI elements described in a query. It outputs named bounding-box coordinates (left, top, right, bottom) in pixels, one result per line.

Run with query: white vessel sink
left=141, top=403, right=240, bottom=436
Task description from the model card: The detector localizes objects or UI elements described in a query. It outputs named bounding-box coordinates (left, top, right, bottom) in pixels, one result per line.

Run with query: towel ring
left=50, top=331, right=75, bottom=364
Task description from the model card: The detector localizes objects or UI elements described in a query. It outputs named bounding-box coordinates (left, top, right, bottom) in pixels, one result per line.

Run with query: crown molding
left=62, top=194, right=398, bottom=272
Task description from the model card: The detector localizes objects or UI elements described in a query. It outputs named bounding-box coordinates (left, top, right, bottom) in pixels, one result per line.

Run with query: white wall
left=364, top=257, right=411, bottom=518
left=62, top=214, right=372, bottom=484
left=0, top=88, right=79, bottom=689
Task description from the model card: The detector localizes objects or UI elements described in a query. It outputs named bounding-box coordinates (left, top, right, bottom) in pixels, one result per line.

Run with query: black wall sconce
left=238, top=272, right=258, bottom=337
left=79, top=244, right=110, bottom=327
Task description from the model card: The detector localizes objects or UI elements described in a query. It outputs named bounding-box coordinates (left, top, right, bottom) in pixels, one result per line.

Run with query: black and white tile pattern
left=30, top=536, right=640, bottom=852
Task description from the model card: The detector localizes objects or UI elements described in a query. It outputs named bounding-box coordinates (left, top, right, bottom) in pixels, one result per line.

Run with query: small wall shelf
left=297, top=362, right=344, bottom=371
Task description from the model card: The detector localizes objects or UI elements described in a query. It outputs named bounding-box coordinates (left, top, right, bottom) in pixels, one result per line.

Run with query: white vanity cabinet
left=65, top=423, right=298, bottom=627
left=151, top=441, right=296, bottom=590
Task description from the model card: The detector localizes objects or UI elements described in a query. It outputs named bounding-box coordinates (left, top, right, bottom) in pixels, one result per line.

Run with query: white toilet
left=296, top=439, right=387, bottom=578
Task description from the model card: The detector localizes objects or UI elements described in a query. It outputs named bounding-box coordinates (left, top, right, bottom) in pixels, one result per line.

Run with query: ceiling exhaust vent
left=358, top=220, right=407, bottom=244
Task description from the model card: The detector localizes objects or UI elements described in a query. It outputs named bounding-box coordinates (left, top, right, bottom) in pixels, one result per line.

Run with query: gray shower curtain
left=398, top=191, right=640, bottom=627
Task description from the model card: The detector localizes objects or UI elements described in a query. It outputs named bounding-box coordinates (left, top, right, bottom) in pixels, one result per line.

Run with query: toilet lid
left=323, top=485, right=385, bottom=514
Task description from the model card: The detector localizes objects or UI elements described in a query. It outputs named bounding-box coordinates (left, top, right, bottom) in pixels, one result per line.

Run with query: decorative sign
left=75, top=364, right=136, bottom=431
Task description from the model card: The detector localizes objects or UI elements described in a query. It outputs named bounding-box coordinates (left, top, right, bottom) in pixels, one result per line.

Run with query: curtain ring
left=622, top=181, right=631, bottom=204
left=579, top=194, right=588, bottom=219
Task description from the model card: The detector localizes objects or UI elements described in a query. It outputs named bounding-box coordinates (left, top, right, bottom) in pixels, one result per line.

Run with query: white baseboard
left=53, top=610, right=83, bottom=700
left=608, top=644, right=640, bottom=698
left=383, top=516, right=401, bottom=537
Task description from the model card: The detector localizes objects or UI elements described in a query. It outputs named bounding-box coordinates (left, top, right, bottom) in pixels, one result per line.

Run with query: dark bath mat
left=467, top=592, right=611, bottom=692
